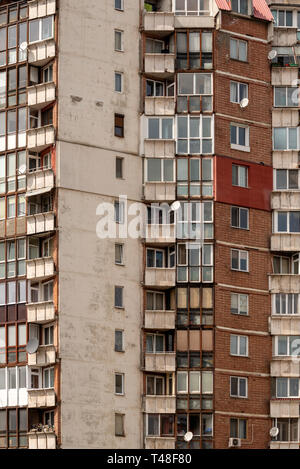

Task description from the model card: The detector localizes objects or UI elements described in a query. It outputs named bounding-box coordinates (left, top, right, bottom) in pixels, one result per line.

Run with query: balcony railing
left=145, top=437, right=175, bottom=449
left=144, top=54, right=175, bottom=77
left=144, top=182, right=176, bottom=202
left=144, top=310, right=176, bottom=330
left=28, top=39, right=56, bottom=67
left=27, top=168, right=54, bottom=197
left=143, top=395, right=176, bottom=413
left=28, top=345, right=56, bottom=367
left=270, top=400, right=300, bottom=419
left=144, top=267, right=176, bottom=287
left=28, top=388, right=56, bottom=408
left=27, top=124, right=55, bottom=152
left=29, top=0, right=56, bottom=20
left=143, top=12, right=174, bottom=32
left=27, top=211, right=55, bottom=235
left=28, top=428, right=56, bottom=450
left=144, top=352, right=176, bottom=372
left=145, top=97, right=175, bottom=116
left=28, top=82, right=56, bottom=110
left=269, top=274, right=300, bottom=293
left=271, top=233, right=300, bottom=252
left=27, top=300, right=55, bottom=324
left=27, top=257, right=55, bottom=280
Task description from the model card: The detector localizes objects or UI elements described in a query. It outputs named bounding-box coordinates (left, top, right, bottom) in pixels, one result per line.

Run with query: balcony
left=272, top=151, right=299, bottom=169
left=146, top=224, right=175, bottom=244
left=27, top=300, right=55, bottom=324
left=144, top=182, right=176, bottom=202
left=273, top=28, right=298, bottom=47
left=27, top=168, right=54, bottom=197
left=145, top=267, right=176, bottom=287
left=271, top=358, right=300, bottom=377
left=29, top=0, right=56, bottom=19
left=272, top=110, right=299, bottom=128
left=28, top=345, right=56, bottom=367
left=144, top=310, right=176, bottom=330
left=269, top=274, right=300, bottom=293
left=174, top=15, right=214, bottom=29
left=270, top=400, right=300, bottom=418
left=270, top=441, right=299, bottom=449
left=145, top=97, right=175, bottom=116
left=143, top=12, right=174, bottom=33
left=28, top=82, right=56, bottom=110
left=271, top=234, right=300, bottom=252
left=144, top=54, right=175, bottom=78
left=144, top=140, right=175, bottom=158
left=28, top=388, right=56, bottom=408
left=143, top=395, right=176, bottom=413
left=272, top=67, right=299, bottom=87
left=28, top=39, right=56, bottom=67
left=144, top=352, right=176, bottom=372
left=145, top=437, right=175, bottom=449
left=28, top=429, right=56, bottom=450
left=27, top=125, right=55, bottom=152
left=27, top=257, right=55, bottom=281
left=271, top=192, right=300, bottom=211
left=270, top=317, right=300, bottom=336
left=27, top=211, right=55, bottom=235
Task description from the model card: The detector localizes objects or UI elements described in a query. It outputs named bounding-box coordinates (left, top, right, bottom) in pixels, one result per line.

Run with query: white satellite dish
left=184, top=432, right=193, bottom=442
left=269, top=427, right=279, bottom=438
left=26, top=338, right=39, bottom=355
left=171, top=201, right=181, bottom=211
left=268, top=50, right=277, bottom=61
left=18, top=164, right=26, bottom=175
left=19, top=42, right=27, bottom=51
left=240, top=98, right=249, bottom=109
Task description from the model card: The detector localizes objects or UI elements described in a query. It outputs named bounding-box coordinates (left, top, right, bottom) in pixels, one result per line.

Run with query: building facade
left=0, top=0, right=299, bottom=450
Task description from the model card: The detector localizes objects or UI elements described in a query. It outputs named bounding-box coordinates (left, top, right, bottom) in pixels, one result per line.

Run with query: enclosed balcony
left=269, top=274, right=300, bottom=294
left=28, top=39, right=56, bottom=67
left=144, top=182, right=176, bottom=202
left=144, top=310, right=176, bottom=329
left=28, top=82, right=56, bottom=111
left=145, top=97, right=175, bottom=116
left=270, top=400, right=300, bottom=419
left=28, top=428, right=56, bottom=450
left=28, top=345, right=56, bottom=367
left=27, top=125, right=55, bottom=152
left=28, top=388, right=56, bottom=408
left=145, top=437, right=175, bottom=449
left=143, top=12, right=174, bottom=33
left=27, top=257, right=55, bottom=281
left=271, top=234, right=300, bottom=252
left=27, top=300, right=55, bottom=324
left=144, top=54, right=175, bottom=78
left=143, top=395, right=176, bottom=413
left=29, top=0, right=56, bottom=19
left=27, top=168, right=54, bottom=197
left=145, top=267, right=176, bottom=287
left=146, top=224, right=175, bottom=244
left=144, top=352, right=176, bottom=372
left=27, top=212, right=55, bottom=235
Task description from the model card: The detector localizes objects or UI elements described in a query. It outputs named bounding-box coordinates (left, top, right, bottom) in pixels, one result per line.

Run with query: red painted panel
left=215, top=155, right=272, bottom=211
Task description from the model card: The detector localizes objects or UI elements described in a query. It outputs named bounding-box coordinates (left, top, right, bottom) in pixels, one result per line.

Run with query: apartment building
left=0, top=0, right=298, bottom=451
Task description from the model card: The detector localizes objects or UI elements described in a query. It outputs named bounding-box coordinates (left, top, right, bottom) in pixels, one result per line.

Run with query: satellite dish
left=171, top=201, right=181, bottom=211
left=184, top=432, right=193, bottom=442
left=19, top=42, right=27, bottom=51
left=270, top=427, right=279, bottom=438
left=18, top=164, right=26, bottom=175
left=268, top=50, right=277, bottom=60
left=26, top=338, right=39, bottom=354
left=240, top=98, right=249, bottom=109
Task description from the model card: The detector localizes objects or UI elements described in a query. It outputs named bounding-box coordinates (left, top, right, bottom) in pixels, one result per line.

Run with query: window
left=146, top=159, right=174, bottom=182
left=231, top=0, right=248, bottom=15
left=231, top=206, right=249, bottom=230
left=115, top=373, right=124, bottom=395
left=115, top=414, right=125, bottom=436
left=274, top=211, right=300, bottom=233
left=274, top=87, right=298, bottom=107
left=114, top=72, right=123, bottom=92
left=114, top=30, right=123, bottom=51
left=147, top=117, right=173, bottom=140
left=177, top=115, right=213, bottom=155
left=177, top=242, right=214, bottom=283
left=273, top=127, right=299, bottom=151
left=273, top=255, right=290, bottom=274
left=116, top=157, right=123, bottom=178
left=231, top=293, right=248, bottom=315
left=115, top=0, right=124, bottom=11
left=176, top=31, right=213, bottom=70
left=146, top=79, right=164, bottom=97
left=271, top=10, right=294, bottom=28
left=177, top=157, right=214, bottom=198
left=114, top=201, right=124, bottom=224
left=0, top=238, right=26, bottom=279
left=44, top=410, right=54, bottom=428
left=115, top=330, right=124, bottom=352
left=232, top=164, right=248, bottom=188
left=230, top=38, right=247, bottom=62
left=230, top=81, right=248, bottom=104
left=0, top=324, right=26, bottom=364
left=147, top=414, right=174, bottom=436
left=146, top=38, right=164, bottom=54
left=275, top=169, right=299, bottom=190
left=146, top=291, right=164, bottom=310
left=114, top=114, right=124, bottom=137
left=274, top=418, right=298, bottom=442
left=230, top=418, right=247, bottom=439
left=43, top=367, right=54, bottom=388
left=43, top=325, right=54, bottom=346
left=275, top=336, right=300, bottom=357
left=29, top=16, right=53, bottom=44
left=177, top=73, right=213, bottom=113
left=273, top=293, right=299, bottom=315
left=230, top=376, right=248, bottom=398
left=276, top=378, right=299, bottom=398
left=231, top=249, right=248, bottom=272
left=174, top=0, right=211, bottom=16
left=176, top=201, right=213, bottom=239
left=230, top=334, right=248, bottom=357
left=146, top=334, right=165, bottom=353
left=115, top=244, right=124, bottom=265
left=114, top=286, right=124, bottom=308
left=146, top=248, right=164, bottom=268
left=177, top=371, right=213, bottom=394
left=0, top=407, right=28, bottom=449
left=146, top=375, right=164, bottom=395
left=230, top=124, right=250, bottom=151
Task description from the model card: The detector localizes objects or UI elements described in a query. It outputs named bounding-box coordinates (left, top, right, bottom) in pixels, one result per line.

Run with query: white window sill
left=231, top=144, right=250, bottom=152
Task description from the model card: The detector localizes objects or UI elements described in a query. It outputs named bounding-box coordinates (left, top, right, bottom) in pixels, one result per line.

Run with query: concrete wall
left=56, top=0, right=143, bottom=448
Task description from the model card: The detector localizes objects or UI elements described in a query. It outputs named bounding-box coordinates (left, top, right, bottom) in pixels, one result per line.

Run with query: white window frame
left=146, top=375, right=165, bottom=396
left=273, top=127, right=299, bottom=151
left=28, top=16, right=54, bottom=45
left=115, top=0, right=124, bottom=11
left=274, top=87, right=299, bottom=108
left=231, top=206, right=249, bottom=230
left=115, top=329, right=124, bottom=352
left=114, top=29, right=124, bottom=52
left=145, top=158, right=175, bottom=183
left=274, top=335, right=300, bottom=357
left=231, top=292, right=249, bottom=316
left=146, top=117, right=174, bottom=140
left=146, top=79, right=165, bottom=97
left=146, top=248, right=165, bottom=268
left=177, top=73, right=213, bottom=96
left=115, top=243, right=124, bottom=265
left=272, top=9, right=294, bottom=28
left=173, top=0, right=211, bottom=16
left=231, top=249, right=249, bottom=272
left=115, top=373, right=124, bottom=395
left=114, top=72, right=123, bottom=93
left=273, top=211, right=300, bottom=233
left=230, top=81, right=248, bottom=104
left=276, top=377, right=300, bottom=398
left=274, top=169, right=300, bottom=191
left=230, top=334, right=249, bottom=357
left=176, top=114, right=214, bottom=155
left=232, top=164, right=248, bottom=188
left=230, top=123, right=250, bottom=152
left=231, top=0, right=249, bottom=15
left=114, top=285, right=124, bottom=308
left=146, top=333, right=165, bottom=353
left=230, top=376, right=248, bottom=398
left=146, top=290, right=165, bottom=311
left=273, top=293, right=299, bottom=316
left=230, top=37, right=248, bottom=62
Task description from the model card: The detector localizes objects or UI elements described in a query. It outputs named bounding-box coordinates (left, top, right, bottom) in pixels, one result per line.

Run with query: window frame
left=230, top=37, right=248, bottom=62
left=230, top=123, right=250, bottom=152
left=230, top=376, right=248, bottom=398
left=114, top=29, right=124, bottom=52
left=231, top=249, right=249, bottom=272
left=230, top=334, right=249, bottom=357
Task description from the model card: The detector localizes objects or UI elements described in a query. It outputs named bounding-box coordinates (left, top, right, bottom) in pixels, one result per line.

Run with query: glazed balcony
left=270, top=400, right=300, bottom=419
left=146, top=224, right=175, bottom=244
left=144, top=53, right=175, bottom=78
left=144, top=267, right=176, bottom=287
left=144, top=139, right=175, bottom=158
left=28, top=388, right=56, bottom=408
left=144, top=352, right=176, bottom=372
left=28, top=345, right=56, bottom=367
left=27, top=257, right=55, bottom=281
left=145, top=97, right=175, bottom=116
left=27, top=125, right=55, bottom=152
left=143, top=395, right=176, bottom=413
left=271, top=234, right=300, bottom=252
left=144, top=182, right=176, bottom=202
left=271, top=358, right=300, bottom=377
left=28, top=429, right=56, bottom=450
left=29, top=0, right=56, bottom=19
left=144, top=310, right=176, bottom=330
left=28, top=82, right=56, bottom=111
left=270, top=317, right=300, bottom=336
left=269, top=274, right=300, bottom=293
left=26, top=168, right=54, bottom=197
left=271, top=192, right=300, bottom=211
left=272, top=67, right=299, bottom=87
left=28, top=39, right=55, bottom=67
left=27, top=300, right=55, bottom=324
left=143, top=12, right=174, bottom=33
left=27, top=211, right=55, bottom=235
left=145, top=437, right=175, bottom=449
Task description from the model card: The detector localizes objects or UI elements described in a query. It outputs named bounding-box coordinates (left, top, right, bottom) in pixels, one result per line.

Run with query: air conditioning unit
left=228, top=438, right=241, bottom=448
